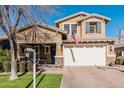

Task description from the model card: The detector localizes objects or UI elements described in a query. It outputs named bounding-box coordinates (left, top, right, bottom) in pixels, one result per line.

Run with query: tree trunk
left=9, top=39, right=18, bottom=80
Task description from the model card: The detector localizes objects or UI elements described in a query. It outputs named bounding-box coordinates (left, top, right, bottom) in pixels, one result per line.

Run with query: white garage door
left=64, top=46, right=106, bottom=66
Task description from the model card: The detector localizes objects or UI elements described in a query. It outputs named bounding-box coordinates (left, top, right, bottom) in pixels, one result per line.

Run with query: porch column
left=17, top=43, right=20, bottom=61
left=55, top=43, right=63, bottom=67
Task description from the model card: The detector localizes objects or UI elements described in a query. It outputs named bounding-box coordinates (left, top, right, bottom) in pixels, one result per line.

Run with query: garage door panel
left=64, top=46, right=106, bottom=66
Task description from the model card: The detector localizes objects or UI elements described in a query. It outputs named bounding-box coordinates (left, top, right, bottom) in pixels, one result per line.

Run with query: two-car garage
left=63, top=46, right=106, bottom=66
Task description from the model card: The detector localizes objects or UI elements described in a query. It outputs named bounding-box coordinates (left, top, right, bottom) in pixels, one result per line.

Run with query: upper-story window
left=64, top=24, right=70, bottom=34
left=86, top=22, right=101, bottom=34
left=71, top=24, right=77, bottom=35
left=63, top=24, right=77, bottom=35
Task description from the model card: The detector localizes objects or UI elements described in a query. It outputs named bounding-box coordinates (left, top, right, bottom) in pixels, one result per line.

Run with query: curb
left=60, top=74, right=64, bottom=88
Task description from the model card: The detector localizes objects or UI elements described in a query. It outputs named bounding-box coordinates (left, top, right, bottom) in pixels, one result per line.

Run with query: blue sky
left=47, top=5, right=124, bottom=38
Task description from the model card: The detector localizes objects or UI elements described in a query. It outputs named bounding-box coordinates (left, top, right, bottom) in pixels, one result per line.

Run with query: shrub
left=27, top=63, right=38, bottom=72
left=19, top=61, right=26, bottom=73
left=0, top=49, right=11, bottom=72
left=0, top=49, right=10, bottom=62
left=0, top=63, right=3, bottom=72
left=116, top=56, right=124, bottom=65
left=3, top=61, right=11, bottom=72
left=27, top=63, right=33, bottom=72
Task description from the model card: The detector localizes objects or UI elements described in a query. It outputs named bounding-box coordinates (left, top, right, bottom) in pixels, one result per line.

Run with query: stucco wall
left=57, top=14, right=85, bottom=39
left=16, top=26, right=62, bottom=44
left=57, top=15, right=106, bottom=39
left=56, top=13, right=115, bottom=61
left=81, top=17, right=106, bottom=39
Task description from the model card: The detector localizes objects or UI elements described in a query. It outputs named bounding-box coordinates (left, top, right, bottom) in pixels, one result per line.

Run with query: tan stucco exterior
left=16, top=23, right=65, bottom=64
left=56, top=14, right=106, bottom=39
left=16, top=25, right=63, bottom=44
left=81, top=17, right=106, bottom=39
left=55, top=12, right=115, bottom=65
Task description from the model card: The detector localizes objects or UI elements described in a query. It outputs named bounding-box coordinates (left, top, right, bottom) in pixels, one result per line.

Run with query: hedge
left=19, top=61, right=26, bottom=73
left=2, top=61, right=11, bottom=72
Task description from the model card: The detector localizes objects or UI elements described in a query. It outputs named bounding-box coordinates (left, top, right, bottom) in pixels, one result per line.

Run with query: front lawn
left=0, top=73, right=62, bottom=88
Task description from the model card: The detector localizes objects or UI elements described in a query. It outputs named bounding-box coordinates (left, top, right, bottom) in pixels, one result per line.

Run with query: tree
left=0, top=5, right=56, bottom=80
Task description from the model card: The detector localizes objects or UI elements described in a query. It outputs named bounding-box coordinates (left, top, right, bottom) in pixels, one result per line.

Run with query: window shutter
left=97, top=22, right=101, bottom=33
left=86, top=22, right=90, bottom=33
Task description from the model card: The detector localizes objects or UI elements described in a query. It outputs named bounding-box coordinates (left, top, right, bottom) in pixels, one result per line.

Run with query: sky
left=1, top=5, right=124, bottom=38
left=47, top=5, right=124, bottom=38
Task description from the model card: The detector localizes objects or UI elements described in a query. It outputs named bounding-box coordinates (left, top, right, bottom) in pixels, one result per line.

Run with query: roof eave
left=55, top=12, right=90, bottom=24
left=17, top=23, right=67, bottom=35
left=93, top=13, right=111, bottom=21
left=77, top=13, right=111, bottom=23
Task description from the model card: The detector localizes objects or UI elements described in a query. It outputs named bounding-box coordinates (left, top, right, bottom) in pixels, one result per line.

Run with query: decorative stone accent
left=55, top=56, right=64, bottom=67
left=106, top=57, right=116, bottom=65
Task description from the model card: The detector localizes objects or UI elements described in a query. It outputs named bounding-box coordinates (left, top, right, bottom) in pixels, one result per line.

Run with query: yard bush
left=27, top=63, right=38, bottom=72
left=19, top=61, right=26, bottom=73
left=0, top=63, right=3, bottom=72
left=116, top=56, right=124, bottom=65
left=0, top=49, right=11, bottom=72
left=27, top=63, right=33, bottom=72
left=3, top=61, right=11, bottom=72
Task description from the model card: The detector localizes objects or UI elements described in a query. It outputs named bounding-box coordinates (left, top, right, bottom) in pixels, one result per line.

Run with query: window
left=109, top=46, right=114, bottom=53
left=45, top=46, right=50, bottom=54
left=34, top=46, right=40, bottom=58
left=71, top=24, right=77, bottom=34
left=90, top=24, right=96, bottom=33
left=86, top=22, right=101, bottom=33
left=63, top=24, right=77, bottom=35
left=34, top=46, right=40, bottom=55
left=64, top=24, right=70, bottom=34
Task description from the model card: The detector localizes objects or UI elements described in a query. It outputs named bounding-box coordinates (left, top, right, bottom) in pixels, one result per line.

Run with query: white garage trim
left=63, top=46, right=106, bottom=66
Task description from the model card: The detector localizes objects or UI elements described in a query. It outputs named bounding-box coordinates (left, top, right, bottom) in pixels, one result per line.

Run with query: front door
left=34, top=46, right=40, bottom=60
left=51, top=46, right=56, bottom=64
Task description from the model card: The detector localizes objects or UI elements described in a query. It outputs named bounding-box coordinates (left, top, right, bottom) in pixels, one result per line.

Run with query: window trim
left=63, top=23, right=78, bottom=35
left=89, top=24, right=97, bottom=33
left=85, top=21, right=102, bottom=34
left=44, top=45, right=50, bottom=54
left=63, top=24, right=70, bottom=34
left=71, top=24, right=78, bottom=35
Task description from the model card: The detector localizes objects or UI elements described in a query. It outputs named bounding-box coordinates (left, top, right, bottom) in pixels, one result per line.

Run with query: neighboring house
left=115, top=44, right=124, bottom=57
left=0, top=11, right=116, bottom=66
left=115, top=28, right=124, bottom=57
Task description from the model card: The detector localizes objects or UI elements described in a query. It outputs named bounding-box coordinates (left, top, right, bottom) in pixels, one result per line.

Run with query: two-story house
left=55, top=12, right=115, bottom=66
left=0, top=11, right=115, bottom=66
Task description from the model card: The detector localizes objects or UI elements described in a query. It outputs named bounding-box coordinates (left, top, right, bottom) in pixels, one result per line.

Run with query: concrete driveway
left=61, top=66, right=124, bottom=88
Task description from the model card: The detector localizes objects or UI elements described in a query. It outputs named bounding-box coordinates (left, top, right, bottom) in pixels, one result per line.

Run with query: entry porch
left=17, top=43, right=63, bottom=67
left=15, top=23, right=67, bottom=67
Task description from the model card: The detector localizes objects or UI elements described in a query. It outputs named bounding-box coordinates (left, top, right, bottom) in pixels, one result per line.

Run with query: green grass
left=37, top=74, right=62, bottom=88
left=0, top=73, right=62, bottom=88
